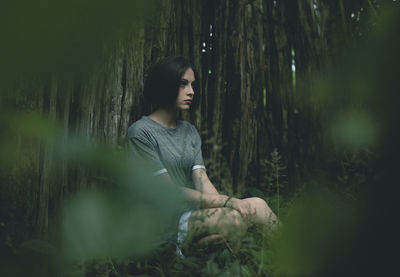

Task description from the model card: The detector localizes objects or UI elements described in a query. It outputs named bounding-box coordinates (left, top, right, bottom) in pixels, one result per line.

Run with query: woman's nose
left=187, top=85, right=194, bottom=95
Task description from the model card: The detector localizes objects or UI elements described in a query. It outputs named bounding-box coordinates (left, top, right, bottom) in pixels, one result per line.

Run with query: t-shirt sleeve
left=191, top=125, right=206, bottom=171
left=127, top=128, right=167, bottom=176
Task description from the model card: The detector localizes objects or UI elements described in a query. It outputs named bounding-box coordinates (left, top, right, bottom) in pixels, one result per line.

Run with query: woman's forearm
left=181, top=187, right=258, bottom=220
left=181, top=187, right=229, bottom=209
left=158, top=173, right=229, bottom=209
left=192, top=169, right=219, bottom=194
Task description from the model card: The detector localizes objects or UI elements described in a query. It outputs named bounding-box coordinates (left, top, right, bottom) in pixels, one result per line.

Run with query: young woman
left=127, top=56, right=277, bottom=254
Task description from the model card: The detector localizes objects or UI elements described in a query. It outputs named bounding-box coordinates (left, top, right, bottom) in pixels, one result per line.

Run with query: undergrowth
left=75, top=148, right=289, bottom=277
left=1, top=146, right=369, bottom=277
left=75, top=224, right=279, bottom=277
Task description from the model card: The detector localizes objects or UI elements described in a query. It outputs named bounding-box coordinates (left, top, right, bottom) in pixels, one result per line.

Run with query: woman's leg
left=182, top=198, right=277, bottom=252
left=185, top=208, right=247, bottom=249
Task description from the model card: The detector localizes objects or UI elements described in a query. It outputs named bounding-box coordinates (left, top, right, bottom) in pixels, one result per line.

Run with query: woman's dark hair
left=144, top=56, right=196, bottom=108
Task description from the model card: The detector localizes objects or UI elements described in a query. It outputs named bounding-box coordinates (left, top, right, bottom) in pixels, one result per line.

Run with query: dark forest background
left=1, top=0, right=399, bottom=276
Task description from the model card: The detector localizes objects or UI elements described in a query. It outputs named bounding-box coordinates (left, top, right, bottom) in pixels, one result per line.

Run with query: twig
left=224, top=240, right=238, bottom=260
left=367, top=0, right=378, bottom=17
left=108, top=258, right=120, bottom=277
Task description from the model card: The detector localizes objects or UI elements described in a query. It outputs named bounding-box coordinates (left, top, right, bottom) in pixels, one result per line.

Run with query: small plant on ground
left=262, top=148, right=287, bottom=217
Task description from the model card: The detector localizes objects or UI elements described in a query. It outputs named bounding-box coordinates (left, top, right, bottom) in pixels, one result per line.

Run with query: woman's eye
left=180, top=80, right=188, bottom=86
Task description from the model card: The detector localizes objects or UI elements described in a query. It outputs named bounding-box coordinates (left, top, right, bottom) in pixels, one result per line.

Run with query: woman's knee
left=247, top=197, right=269, bottom=212
left=246, top=197, right=276, bottom=224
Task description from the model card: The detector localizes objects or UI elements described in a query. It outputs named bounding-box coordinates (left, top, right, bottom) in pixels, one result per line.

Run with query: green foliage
left=1, top=1, right=399, bottom=276
left=58, top=141, right=185, bottom=260
left=264, top=149, right=286, bottom=192
left=335, top=148, right=373, bottom=196
left=258, top=148, right=287, bottom=217
left=0, top=0, right=151, bottom=88
left=270, top=189, right=362, bottom=277
left=68, top=185, right=362, bottom=277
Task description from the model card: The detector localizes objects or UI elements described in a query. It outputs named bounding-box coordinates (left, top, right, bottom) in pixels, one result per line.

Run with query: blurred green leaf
left=0, top=0, right=150, bottom=87
left=330, top=110, right=379, bottom=149
left=271, top=189, right=361, bottom=277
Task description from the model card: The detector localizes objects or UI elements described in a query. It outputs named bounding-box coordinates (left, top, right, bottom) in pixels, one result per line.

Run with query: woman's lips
left=184, top=100, right=192, bottom=104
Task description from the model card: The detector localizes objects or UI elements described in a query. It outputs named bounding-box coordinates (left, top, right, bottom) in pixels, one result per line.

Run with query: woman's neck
left=148, top=107, right=179, bottom=128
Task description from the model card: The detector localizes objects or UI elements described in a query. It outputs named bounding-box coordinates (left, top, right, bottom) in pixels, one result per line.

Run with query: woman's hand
left=226, top=197, right=256, bottom=220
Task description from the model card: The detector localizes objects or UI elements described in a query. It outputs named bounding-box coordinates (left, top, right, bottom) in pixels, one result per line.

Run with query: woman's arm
left=157, top=172, right=226, bottom=208
left=181, top=185, right=256, bottom=219
left=192, top=168, right=219, bottom=194
left=181, top=186, right=228, bottom=209
left=190, top=169, right=257, bottom=219
left=158, top=171, right=255, bottom=218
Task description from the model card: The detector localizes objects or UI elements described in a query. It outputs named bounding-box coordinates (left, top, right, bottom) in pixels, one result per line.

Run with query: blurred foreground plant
left=58, top=139, right=185, bottom=260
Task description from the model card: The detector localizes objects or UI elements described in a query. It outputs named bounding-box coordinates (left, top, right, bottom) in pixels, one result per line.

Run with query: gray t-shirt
left=127, top=116, right=206, bottom=189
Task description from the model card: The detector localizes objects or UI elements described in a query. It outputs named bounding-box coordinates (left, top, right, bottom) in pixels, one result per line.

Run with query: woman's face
left=175, top=68, right=195, bottom=110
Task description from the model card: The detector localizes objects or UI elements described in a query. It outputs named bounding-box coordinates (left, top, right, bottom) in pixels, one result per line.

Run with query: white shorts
left=176, top=210, right=192, bottom=257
